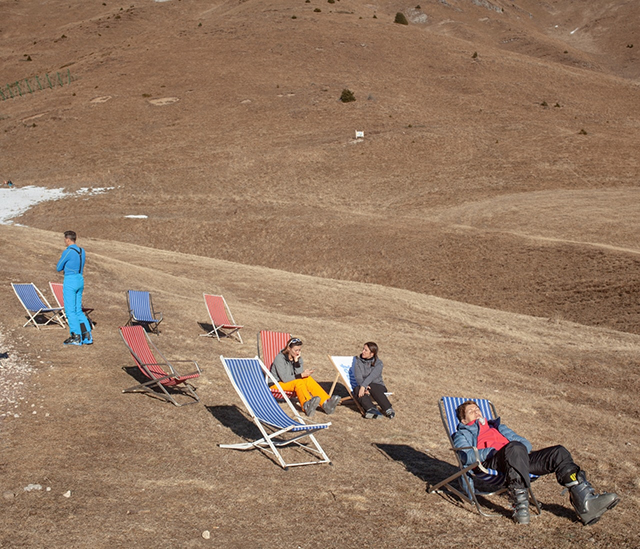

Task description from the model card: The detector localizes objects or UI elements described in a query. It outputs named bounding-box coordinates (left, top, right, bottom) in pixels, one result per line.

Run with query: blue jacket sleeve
left=56, top=249, right=69, bottom=272
left=497, top=422, right=532, bottom=453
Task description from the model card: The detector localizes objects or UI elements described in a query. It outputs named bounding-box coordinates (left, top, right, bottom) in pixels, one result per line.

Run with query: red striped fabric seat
left=258, top=330, right=295, bottom=400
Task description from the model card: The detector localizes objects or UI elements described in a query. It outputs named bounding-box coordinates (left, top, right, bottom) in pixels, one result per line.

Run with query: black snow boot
left=510, top=488, right=530, bottom=525
left=568, top=471, right=620, bottom=525
left=63, top=333, right=82, bottom=346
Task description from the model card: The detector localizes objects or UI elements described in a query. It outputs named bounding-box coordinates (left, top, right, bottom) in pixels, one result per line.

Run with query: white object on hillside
left=0, top=186, right=113, bottom=225
left=355, top=130, right=364, bottom=139
left=125, top=215, right=148, bottom=219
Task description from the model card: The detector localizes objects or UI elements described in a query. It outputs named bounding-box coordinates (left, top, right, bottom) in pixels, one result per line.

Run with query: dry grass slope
left=0, top=224, right=639, bottom=547
left=1, top=0, right=639, bottom=546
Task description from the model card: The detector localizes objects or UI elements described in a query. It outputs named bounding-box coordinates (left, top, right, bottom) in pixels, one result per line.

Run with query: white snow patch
left=124, top=215, right=148, bottom=219
left=0, top=186, right=113, bottom=225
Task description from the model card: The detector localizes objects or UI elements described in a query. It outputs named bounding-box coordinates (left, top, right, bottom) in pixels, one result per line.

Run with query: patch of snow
left=124, top=215, right=148, bottom=219
left=0, top=186, right=67, bottom=224
left=0, top=186, right=113, bottom=225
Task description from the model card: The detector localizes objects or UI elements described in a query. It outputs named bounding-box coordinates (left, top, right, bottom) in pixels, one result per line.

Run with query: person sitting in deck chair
left=353, top=341, right=395, bottom=419
left=271, top=338, right=341, bottom=418
left=453, top=400, right=620, bottom=525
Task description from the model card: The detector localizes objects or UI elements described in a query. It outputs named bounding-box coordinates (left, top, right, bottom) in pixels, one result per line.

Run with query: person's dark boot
left=322, top=395, right=341, bottom=415
left=63, top=333, right=82, bottom=346
left=567, top=471, right=620, bottom=525
left=80, top=323, right=93, bottom=345
left=510, top=488, right=530, bottom=525
left=303, top=396, right=321, bottom=417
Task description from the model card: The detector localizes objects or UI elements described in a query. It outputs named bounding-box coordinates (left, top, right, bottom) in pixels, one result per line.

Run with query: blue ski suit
left=56, top=244, right=91, bottom=338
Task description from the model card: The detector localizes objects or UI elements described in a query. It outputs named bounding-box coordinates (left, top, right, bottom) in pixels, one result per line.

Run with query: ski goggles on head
left=288, top=338, right=302, bottom=347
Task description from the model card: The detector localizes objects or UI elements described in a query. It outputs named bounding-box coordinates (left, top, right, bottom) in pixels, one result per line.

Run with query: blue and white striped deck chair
left=126, top=290, right=163, bottom=335
left=219, top=356, right=332, bottom=469
left=12, top=283, right=66, bottom=329
left=428, top=396, right=541, bottom=518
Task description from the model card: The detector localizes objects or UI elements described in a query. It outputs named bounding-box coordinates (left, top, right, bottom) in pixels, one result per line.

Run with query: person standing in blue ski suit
left=57, top=230, right=92, bottom=346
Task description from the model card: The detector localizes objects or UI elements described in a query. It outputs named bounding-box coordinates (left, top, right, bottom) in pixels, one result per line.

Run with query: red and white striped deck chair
left=257, top=330, right=295, bottom=401
left=120, top=325, right=202, bottom=406
left=200, top=294, right=243, bottom=343
left=49, top=282, right=95, bottom=326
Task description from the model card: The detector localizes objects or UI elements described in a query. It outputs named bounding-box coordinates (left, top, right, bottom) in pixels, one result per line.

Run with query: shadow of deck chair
left=126, top=290, right=163, bottom=335
left=12, top=283, right=66, bottom=329
left=428, top=396, right=541, bottom=518
left=257, top=330, right=295, bottom=401
left=327, top=356, right=365, bottom=415
left=49, top=282, right=95, bottom=326
left=120, top=325, right=201, bottom=406
left=200, top=294, right=243, bottom=343
left=219, top=356, right=331, bottom=469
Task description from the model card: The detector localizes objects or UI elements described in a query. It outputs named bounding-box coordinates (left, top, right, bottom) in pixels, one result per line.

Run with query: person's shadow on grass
left=373, top=443, right=509, bottom=516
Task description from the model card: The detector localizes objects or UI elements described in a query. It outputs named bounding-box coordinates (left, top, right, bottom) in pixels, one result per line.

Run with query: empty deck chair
left=200, top=294, right=243, bottom=343
left=49, top=282, right=95, bottom=326
left=12, top=283, right=66, bottom=329
left=327, top=355, right=366, bottom=415
left=120, top=325, right=201, bottom=406
left=219, top=356, right=331, bottom=469
left=126, top=290, right=163, bottom=335
left=428, top=396, right=541, bottom=518
left=257, top=330, right=295, bottom=401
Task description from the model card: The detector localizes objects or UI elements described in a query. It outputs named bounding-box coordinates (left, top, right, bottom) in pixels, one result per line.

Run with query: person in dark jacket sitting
left=353, top=342, right=394, bottom=419
left=453, top=400, right=620, bottom=525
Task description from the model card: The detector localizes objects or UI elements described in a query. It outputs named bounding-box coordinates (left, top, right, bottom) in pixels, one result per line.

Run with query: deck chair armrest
left=451, top=445, right=488, bottom=471
left=140, top=361, right=176, bottom=375
left=169, top=359, right=202, bottom=374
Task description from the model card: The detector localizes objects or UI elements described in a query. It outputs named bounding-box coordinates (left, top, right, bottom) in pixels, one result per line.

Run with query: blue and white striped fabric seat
left=224, top=357, right=327, bottom=432
left=12, top=283, right=65, bottom=329
left=219, top=356, right=331, bottom=469
left=441, top=396, right=504, bottom=485
left=126, top=290, right=163, bottom=334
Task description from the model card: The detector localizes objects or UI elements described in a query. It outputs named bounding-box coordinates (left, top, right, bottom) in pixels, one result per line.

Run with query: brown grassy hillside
left=1, top=0, right=639, bottom=334
left=0, top=224, right=639, bottom=548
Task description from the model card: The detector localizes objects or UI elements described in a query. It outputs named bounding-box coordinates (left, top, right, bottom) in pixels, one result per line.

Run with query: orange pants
left=277, top=377, right=330, bottom=408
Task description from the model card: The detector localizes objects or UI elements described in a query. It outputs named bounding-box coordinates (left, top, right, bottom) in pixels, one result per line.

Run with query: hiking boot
left=322, top=395, right=341, bottom=415
left=63, top=333, right=82, bottom=346
left=568, top=471, right=620, bottom=525
left=364, top=408, right=381, bottom=419
left=385, top=408, right=396, bottom=419
left=303, top=396, right=321, bottom=418
left=511, top=488, right=530, bottom=525
left=80, top=323, right=92, bottom=345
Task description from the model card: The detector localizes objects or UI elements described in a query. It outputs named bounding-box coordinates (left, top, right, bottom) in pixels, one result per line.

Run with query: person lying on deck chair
left=271, top=338, right=341, bottom=418
left=453, top=400, right=620, bottom=526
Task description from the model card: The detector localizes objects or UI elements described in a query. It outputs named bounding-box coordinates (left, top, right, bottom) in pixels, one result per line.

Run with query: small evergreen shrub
left=394, top=12, right=408, bottom=25
left=340, top=88, right=356, bottom=103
